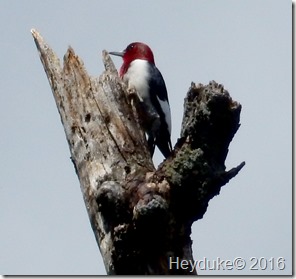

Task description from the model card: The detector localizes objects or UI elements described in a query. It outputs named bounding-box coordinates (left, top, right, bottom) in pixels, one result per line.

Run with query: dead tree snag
left=31, top=29, right=245, bottom=275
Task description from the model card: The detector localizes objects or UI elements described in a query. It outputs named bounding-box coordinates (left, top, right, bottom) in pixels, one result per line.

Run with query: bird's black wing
left=147, top=64, right=172, bottom=158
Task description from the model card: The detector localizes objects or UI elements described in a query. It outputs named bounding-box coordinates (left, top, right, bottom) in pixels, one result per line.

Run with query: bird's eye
left=127, top=44, right=134, bottom=51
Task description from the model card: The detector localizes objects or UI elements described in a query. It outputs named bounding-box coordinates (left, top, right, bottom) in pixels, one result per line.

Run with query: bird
left=109, top=42, right=172, bottom=159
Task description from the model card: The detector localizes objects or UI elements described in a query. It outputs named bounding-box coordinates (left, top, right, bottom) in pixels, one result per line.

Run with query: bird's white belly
left=124, top=59, right=151, bottom=102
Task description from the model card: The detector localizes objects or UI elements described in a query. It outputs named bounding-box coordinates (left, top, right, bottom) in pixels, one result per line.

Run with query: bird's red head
left=109, top=42, right=155, bottom=76
left=122, top=42, right=155, bottom=65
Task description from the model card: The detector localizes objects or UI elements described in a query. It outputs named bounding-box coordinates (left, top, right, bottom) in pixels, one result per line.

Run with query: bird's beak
left=109, top=51, right=125, bottom=57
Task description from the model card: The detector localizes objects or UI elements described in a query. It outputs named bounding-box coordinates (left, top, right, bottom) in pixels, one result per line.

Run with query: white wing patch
left=157, top=97, right=171, bottom=134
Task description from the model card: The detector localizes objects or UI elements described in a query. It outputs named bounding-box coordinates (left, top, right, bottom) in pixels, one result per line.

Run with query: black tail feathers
left=148, top=134, right=172, bottom=159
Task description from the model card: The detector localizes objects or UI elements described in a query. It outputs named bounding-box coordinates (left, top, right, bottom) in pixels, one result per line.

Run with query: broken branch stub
left=161, top=81, right=245, bottom=223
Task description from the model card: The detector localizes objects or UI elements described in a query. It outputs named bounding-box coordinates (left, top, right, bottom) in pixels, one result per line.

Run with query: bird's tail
left=156, top=137, right=172, bottom=159
left=148, top=131, right=172, bottom=159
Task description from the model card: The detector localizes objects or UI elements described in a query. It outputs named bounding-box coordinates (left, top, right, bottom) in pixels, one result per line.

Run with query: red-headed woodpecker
left=109, top=42, right=172, bottom=158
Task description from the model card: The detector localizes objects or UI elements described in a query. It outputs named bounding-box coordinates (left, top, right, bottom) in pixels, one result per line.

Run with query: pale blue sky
left=0, top=0, right=291, bottom=275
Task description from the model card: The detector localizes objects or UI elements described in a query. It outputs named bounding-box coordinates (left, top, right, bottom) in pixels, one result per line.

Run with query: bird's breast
left=123, top=59, right=151, bottom=101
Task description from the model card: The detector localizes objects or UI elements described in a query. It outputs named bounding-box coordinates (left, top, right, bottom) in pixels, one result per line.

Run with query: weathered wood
left=31, top=29, right=245, bottom=275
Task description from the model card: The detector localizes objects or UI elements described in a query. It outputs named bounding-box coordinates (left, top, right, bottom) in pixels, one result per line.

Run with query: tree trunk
left=31, top=29, right=245, bottom=275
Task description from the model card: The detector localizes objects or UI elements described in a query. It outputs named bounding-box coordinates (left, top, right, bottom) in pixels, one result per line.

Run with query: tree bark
left=31, top=29, right=245, bottom=275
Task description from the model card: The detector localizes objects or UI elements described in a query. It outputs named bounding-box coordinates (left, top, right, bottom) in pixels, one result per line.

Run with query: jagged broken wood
left=31, top=29, right=245, bottom=275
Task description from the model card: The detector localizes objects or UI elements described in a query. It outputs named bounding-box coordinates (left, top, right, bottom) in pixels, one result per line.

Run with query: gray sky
left=0, top=0, right=291, bottom=275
